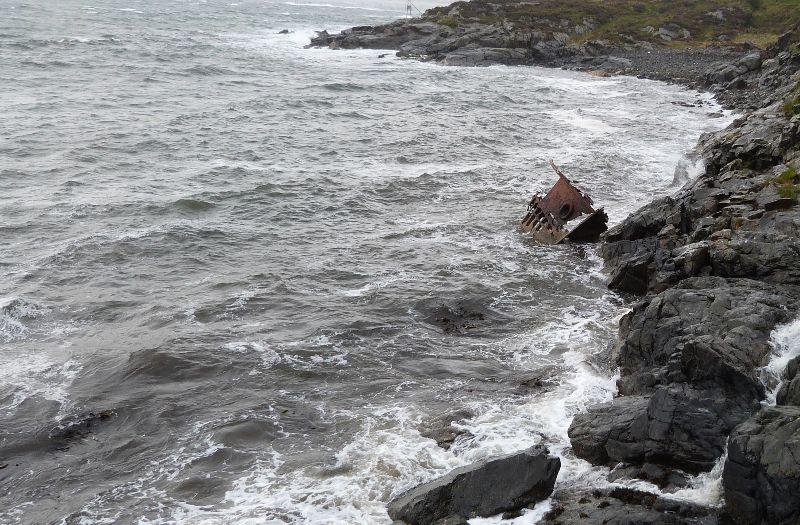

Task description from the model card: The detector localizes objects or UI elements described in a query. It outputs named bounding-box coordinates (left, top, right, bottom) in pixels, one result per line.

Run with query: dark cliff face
left=566, top=25, right=800, bottom=525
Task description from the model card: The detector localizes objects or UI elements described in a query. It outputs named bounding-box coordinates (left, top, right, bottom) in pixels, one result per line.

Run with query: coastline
left=308, top=17, right=800, bottom=525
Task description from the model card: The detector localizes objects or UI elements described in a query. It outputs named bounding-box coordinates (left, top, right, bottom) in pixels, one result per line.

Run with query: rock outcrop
left=723, top=406, right=800, bottom=525
left=387, top=445, right=559, bottom=525
left=566, top=24, right=800, bottom=525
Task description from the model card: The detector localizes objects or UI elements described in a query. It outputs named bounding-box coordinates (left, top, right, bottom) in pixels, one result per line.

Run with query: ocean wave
left=0, top=297, right=51, bottom=343
left=173, top=198, right=215, bottom=212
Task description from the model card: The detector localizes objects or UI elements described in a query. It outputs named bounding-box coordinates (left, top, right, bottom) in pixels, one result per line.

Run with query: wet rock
left=541, top=486, right=721, bottom=524
left=570, top=276, right=797, bottom=472
left=569, top=383, right=756, bottom=473
left=418, top=409, right=474, bottom=450
left=614, top=278, right=791, bottom=398
left=776, top=355, right=800, bottom=405
left=420, top=299, right=509, bottom=335
left=723, top=406, right=800, bottom=525
left=607, top=462, right=690, bottom=489
left=513, top=366, right=562, bottom=395
left=49, top=410, right=114, bottom=450
left=387, top=445, right=559, bottom=525
left=277, top=29, right=291, bottom=34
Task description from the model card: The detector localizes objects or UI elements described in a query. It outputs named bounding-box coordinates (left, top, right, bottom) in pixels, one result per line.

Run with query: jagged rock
left=607, top=462, right=690, bottom=489
left=387, top=445, right=559, bottom=525
left=569, top=383, right=759, bottom=473
left=776, top=355, right=800, bottom=405
left=569, top=277, right=796, bottom=472
left=723, top=406, right=800, bottom=525
left=615, top=278, right=791, bottom=395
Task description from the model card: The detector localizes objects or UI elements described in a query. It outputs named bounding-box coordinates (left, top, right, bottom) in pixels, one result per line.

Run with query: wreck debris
left=520, top=160, right=608, bottom=244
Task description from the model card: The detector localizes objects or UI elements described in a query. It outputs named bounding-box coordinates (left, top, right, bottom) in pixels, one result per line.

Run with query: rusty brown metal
left=520, top=160, right=608, bottom=244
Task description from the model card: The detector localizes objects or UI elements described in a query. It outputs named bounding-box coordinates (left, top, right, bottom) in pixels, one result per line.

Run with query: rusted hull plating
left=520, top=160, right=608, bottom=244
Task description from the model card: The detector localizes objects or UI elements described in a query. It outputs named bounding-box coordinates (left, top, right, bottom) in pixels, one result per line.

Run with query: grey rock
left=776, top=355, right=800, bottom=406
left=569, top=383, right=758, bottom=473
left=723, top=406, right=800, bottom=525
left=387, top=445, right=559, bottom=525
left=737, top=52, right=762, bottom=72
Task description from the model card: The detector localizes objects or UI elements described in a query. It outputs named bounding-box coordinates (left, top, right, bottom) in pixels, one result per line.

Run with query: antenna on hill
left=405, top=0, right=421, bottom=18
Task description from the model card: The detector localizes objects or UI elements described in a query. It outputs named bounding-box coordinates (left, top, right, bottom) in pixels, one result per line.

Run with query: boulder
left=387, top=445, right=559, bottom=525
left=569, top=384, right=756, bottom=473
left=737, top=52, right=762, bottom=73
left=723, top=406, right=800, bottom=525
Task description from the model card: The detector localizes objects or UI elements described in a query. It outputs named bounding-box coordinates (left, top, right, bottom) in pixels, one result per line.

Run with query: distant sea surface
left=0, top=1, right=733, bottom=523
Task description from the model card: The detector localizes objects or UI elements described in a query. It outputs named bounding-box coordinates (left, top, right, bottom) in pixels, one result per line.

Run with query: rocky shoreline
left=309, top=13, right=800, bottom=525
left=564, top=25, right=800, bottom=525
left=308, top=10, right=784, bottom=110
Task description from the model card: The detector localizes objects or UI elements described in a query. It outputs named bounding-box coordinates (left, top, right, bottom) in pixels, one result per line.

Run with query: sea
left=0, top=0, right=738, bottom=523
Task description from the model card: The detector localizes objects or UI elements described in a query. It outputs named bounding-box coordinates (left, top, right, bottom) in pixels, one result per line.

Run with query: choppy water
left=1, top=1, right=735, bottom=523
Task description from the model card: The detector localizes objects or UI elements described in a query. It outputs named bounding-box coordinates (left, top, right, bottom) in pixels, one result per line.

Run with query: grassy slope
left=423, top=0, right=800, bottom=48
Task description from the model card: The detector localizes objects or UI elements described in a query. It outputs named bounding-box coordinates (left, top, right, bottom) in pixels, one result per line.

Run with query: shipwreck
left=520, top=161, right=608, bottom=244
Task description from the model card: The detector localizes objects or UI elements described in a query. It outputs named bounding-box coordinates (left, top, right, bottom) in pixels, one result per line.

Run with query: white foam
left=549, top=108, right=617, bottom=134
left=470, top=499, right=552, bottom=524
left=224, top=341, right=282, bottom=368
left=0, top=296, right=51, bottom=343
left=159, top=406, right=464, bottom=524
left=340, top=272, right=405, bottom=297
left=0, top=353, right=80, bottom=417
left=761, top=318, right=800, bottom=403
left=668, top=452, right=726, bottom=506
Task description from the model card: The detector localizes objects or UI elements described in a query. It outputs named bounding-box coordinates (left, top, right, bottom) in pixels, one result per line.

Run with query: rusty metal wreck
left=520, top=160, right=609, bottom=244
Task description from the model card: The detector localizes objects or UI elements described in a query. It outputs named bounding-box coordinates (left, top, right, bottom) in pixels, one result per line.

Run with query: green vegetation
left=775, top=166, right=800, bottom=199
left=425, top=0, right=800, bottom=47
